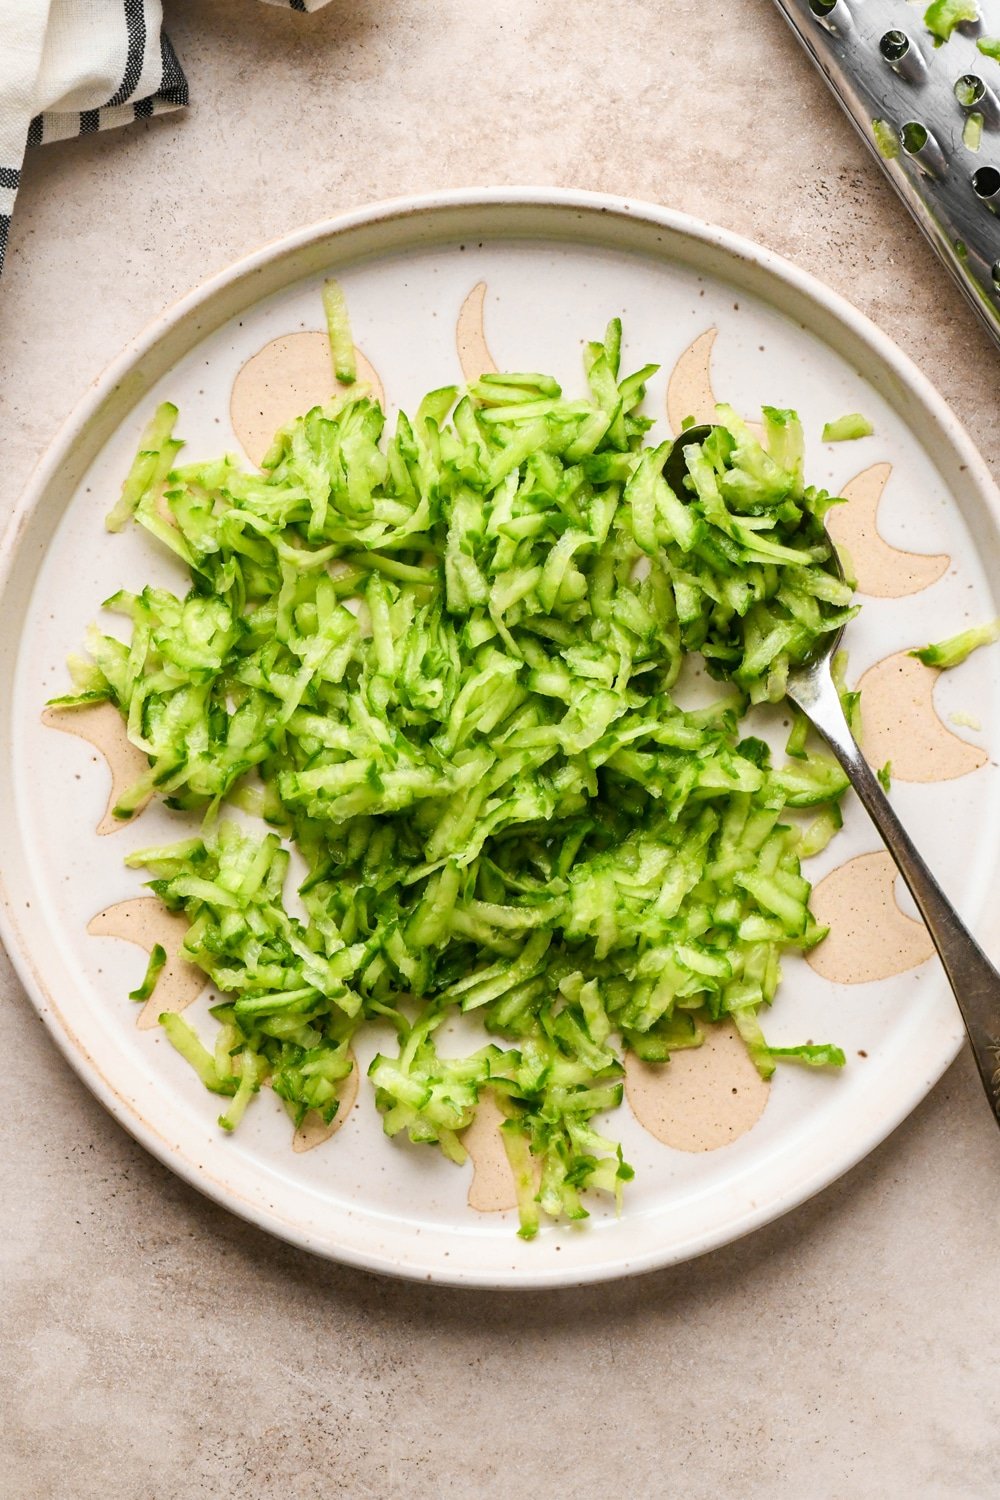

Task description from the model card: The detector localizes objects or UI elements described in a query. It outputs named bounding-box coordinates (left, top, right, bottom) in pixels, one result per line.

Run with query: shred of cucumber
left=105, top=403, right=181, bottom=533
left=872, top=119, right=900, bottom=161
left=322, top=278, right=357, bottom=385
left=822, top=413, right=874, bottom=443
left=66, top=312, right=854, bottom=1237
left=911, top=618, right=1000, bottom=668
left=963, top=111, right=984, bottom=152
left=924, top=0, right=978, bottom=45
left=797, top=804, right=843, bottom=859
left=831, top=648, right=862, bottom=738
left=129, top=943, right=167, bottom=1002
left=767, top=1043, right=846, bottom=1068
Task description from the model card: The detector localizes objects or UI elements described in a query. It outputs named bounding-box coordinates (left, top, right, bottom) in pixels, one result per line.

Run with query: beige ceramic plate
left=2, top=189, right=1000, bottom=1287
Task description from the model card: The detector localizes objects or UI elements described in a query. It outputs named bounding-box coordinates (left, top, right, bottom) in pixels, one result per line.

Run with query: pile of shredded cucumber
left=56, top=317, right=857, bottom=1237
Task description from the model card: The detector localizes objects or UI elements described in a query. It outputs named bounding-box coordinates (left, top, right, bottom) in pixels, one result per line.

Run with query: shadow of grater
left=772, top=0, right=1000, bottom=352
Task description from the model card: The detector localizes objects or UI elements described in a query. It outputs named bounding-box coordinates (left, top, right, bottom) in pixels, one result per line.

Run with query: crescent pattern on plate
left=806, top=852, right=934, bottom=983
left=456, top=280, right=499, bottom=384
left=463, top=1091, right=528, bottom=1212
left=825, top=463, right=950, bottom=599
left=858, top=650, right=986, bottom=783
left=41, top=702, right=154, bottom=833
left=87, top=898, right=205, bottom=1029
left=665, top=327, right=764, bottom=440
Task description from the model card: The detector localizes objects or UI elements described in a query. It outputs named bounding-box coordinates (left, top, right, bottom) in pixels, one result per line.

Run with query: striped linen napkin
left=0, top=0, right=331, bottom=276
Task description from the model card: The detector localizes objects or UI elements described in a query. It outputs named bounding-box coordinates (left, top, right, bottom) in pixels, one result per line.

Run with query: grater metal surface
left=771, top=0, right=1000, bottom=353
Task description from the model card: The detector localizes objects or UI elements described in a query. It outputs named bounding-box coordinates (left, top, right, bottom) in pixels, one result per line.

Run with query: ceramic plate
left=3, top=190, right=999, bottom=1288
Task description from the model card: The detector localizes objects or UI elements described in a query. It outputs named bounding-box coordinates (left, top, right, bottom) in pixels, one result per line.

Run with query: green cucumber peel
left=911, top=618, right=1000, bottom=669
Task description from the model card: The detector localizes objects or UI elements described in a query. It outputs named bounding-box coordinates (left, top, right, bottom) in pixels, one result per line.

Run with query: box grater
left=771, top=0, right=1000, bottom=352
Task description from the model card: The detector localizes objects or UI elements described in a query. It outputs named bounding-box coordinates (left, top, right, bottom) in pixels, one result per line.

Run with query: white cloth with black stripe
left=0, top=0, right=331, bottom=275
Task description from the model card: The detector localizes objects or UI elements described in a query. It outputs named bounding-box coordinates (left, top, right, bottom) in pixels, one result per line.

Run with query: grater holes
left=880, top=31, right=910, bottom=61
left=879, top=27, right=926, bottom=81
left=808, top=0, right=852, bottom=35
left=901, top=122, right=929, bottom=153
left=972, top=166, right=1000, bottom=199
left=900, top=122, right=948, bottom=177
left=955, top=75, right=986, bottom=108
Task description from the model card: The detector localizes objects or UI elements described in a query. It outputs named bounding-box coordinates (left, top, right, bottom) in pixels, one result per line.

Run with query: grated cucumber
left=58, top=314, right=852, bottom=1237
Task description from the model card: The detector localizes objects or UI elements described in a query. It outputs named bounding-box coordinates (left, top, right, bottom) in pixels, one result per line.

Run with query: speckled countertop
left=2, top=3, right=999, bottom=1495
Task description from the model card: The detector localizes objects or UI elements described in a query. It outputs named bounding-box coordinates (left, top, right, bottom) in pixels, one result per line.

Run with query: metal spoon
left=664, top=424, right=1000, bottom=1121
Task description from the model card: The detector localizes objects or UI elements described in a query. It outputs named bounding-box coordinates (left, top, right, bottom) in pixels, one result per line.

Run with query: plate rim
left=0, top=185, right=992, bottom=1287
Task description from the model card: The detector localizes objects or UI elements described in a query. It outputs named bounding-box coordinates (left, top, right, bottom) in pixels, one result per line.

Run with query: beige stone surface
left=2, top=1, right=1000, bottom=1495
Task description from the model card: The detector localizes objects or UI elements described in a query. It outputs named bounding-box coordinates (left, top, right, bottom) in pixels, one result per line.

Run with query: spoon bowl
left=661, top=422, right=716, bottom=498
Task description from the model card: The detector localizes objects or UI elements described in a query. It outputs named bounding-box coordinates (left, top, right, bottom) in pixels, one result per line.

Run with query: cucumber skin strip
left=323, top=279, right=357, bottom=385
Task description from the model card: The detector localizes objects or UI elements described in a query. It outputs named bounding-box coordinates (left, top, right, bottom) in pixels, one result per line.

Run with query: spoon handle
left=793, top=663, right=1000, bottom=1123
